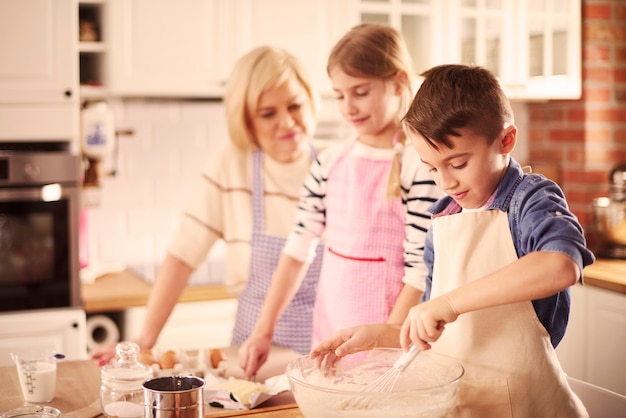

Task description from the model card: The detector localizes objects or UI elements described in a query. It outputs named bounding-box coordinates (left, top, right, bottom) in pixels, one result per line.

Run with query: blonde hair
left=328, top=24, right=416, bottom=198
left=224, top=46, right=319, bottom=151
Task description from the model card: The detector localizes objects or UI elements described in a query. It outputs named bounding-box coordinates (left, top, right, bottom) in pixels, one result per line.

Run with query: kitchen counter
left=81, top=269, right=235, bottom=313
left=82, top=259, right=626, bottom=314
left=583, top=258, right=626, bottom=294
left=0, top=346, right=304, bottom=417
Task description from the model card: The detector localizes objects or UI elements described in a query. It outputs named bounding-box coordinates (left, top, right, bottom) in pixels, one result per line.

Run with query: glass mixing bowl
left=286, top=349, right=464, bottom=418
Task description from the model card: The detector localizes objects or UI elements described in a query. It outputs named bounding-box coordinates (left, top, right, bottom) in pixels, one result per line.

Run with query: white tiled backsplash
left=83, top=99, right=231, bottom=285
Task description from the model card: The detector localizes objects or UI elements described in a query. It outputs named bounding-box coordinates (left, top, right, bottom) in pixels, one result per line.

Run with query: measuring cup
left=11, top=349, right=58, bottom=403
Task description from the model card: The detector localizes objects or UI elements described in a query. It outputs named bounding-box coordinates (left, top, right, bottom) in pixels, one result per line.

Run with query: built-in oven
left=0, top=151, right=82, bottom=312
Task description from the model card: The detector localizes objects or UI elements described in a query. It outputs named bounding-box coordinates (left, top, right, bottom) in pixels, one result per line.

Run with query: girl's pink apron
left=430, top=210, right=588, bottom=417
left=312, top=142, right=405, bottom=346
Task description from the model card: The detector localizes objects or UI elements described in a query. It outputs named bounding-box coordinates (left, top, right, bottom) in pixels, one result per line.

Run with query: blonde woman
left=92, top=46, right=324, bottom=363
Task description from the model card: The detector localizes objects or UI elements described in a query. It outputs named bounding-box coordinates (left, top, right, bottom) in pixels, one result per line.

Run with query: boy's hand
left=400, top=295, right=459, bottom=350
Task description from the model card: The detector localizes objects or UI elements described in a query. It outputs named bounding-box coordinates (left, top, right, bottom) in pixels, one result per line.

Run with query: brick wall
left=527, top=0, right=626, bottom=237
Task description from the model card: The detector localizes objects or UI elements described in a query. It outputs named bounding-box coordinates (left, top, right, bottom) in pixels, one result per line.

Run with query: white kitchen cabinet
left=557, top=284, right=626, bottom=396
left=123, top=299, right=238, bottom=350
left=0, top=0, right=79, bottom=146
left=0, top=308, right=88, bottom=367
left=106, top=0, right=236, bottom=97
left=585, top=286, right=626, bottom=395
left=105, top=0, right=354, bottom=97
left=357, top=0, right=581, bottom=100
left=235, top=0, right=355, bottom=95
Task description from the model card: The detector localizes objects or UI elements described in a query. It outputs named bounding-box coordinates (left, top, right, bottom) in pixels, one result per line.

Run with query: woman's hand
left=91, top=335, right=153, bottom=366
left=90, top=343, right=118, bottom=366
left=400, top=294, right=458, bottom=351
left=238, top=334, right=272, bottom=381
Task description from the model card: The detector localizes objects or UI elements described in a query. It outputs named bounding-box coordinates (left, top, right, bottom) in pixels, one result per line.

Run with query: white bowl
left=286, top=349, right=464, bottom=418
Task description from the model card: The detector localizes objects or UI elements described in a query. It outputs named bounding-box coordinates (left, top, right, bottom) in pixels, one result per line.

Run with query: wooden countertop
left=82, top=258, right=625, bottom=314
left=81, top=269, right=235, bottom=313
left=583, top=258, right=626, bottom=295
left=0, top=346, right=304, bottom=417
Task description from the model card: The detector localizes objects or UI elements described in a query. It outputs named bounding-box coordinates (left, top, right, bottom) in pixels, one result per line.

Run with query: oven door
left=0, top=184, right=80, bottom=312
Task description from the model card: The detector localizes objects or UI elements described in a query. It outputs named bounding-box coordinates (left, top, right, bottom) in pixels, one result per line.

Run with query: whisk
left=363, top=344, right=421, bottom=393
left=339, top=345, right=421, bottom=410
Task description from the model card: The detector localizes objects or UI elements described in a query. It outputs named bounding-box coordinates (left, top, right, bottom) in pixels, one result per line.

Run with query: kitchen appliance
left=0, top=150, right=82, bottom=311
left=592, top=163, right=626, bottom=259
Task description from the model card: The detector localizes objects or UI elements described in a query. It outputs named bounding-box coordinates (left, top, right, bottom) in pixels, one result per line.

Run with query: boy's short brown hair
left=403, top=64, right=514, bottom=149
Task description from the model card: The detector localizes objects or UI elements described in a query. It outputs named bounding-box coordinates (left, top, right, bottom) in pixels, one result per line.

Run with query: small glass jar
left=100, top=342, right=153, bottom=418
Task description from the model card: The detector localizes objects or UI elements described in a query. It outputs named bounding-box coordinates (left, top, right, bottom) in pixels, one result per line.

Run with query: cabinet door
left=443, top=0, right=581, bottom=99
left=586, top=286, right=626, bottom=395
left=355, top=0, right=581, bottom=100
left=0, top=0, right=76, bottom=103
left=234, top=0, right=355, bottom=96
left=358, top=0, right=440, bottom=76
left=514, top=0, right=581, bottom=99
left=107, top=0, right=235, bottom=97
left=0, top=0, right=77, bottom=144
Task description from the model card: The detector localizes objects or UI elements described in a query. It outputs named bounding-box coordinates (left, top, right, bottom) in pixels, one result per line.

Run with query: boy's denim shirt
left=422, top=158, right=596, bottom=348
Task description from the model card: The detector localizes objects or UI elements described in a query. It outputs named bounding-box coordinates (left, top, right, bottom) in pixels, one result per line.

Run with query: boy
left=311, top=64, right=595, bottom=417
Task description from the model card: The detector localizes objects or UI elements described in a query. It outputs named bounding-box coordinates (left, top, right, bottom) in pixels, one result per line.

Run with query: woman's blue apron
left=230, top=149, right=324, bottom=354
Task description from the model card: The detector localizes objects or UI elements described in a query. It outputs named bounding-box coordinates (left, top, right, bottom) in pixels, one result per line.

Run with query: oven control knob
left=24, top=163, right=41, bottom=180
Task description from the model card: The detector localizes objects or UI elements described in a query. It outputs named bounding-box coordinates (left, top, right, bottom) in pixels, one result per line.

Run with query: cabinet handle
left=65, top=89, right=72, bottom=97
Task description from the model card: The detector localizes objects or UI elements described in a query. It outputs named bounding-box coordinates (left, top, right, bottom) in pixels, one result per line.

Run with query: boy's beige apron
left=430, top=210, right=588, bottom=417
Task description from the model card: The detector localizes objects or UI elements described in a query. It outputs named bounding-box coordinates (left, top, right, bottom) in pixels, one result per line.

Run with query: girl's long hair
left=328, top=24, right=416, bottom=198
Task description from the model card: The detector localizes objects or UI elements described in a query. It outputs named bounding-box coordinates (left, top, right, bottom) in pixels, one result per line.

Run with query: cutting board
left=207, top=403, right=303, bottom=417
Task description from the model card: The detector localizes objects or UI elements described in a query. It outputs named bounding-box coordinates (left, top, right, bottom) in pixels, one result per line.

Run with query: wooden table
left=0, top=351, right=304, bottom=417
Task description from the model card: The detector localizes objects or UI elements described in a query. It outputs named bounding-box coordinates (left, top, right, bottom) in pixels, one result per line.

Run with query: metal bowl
left=286, top=349, right=464, bottom=418
left=592, top=197, right=626, bottom=258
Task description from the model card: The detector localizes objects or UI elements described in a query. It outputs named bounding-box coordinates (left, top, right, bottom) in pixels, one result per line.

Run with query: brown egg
left=138, top=349, right=154, bottom=365
left=159, top=350, right=177, bottom=369
left=209, top=348, right=224, bottom=368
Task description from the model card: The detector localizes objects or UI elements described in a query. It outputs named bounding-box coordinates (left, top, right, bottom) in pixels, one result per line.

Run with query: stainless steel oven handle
left=0, top=185, right=79, bottom=202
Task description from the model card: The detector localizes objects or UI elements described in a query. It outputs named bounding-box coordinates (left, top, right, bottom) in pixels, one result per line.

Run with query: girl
left=238, top=24, right=443, bottom=379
